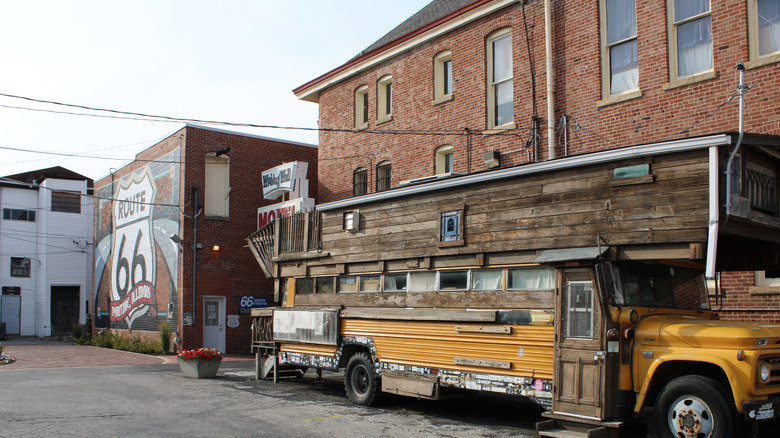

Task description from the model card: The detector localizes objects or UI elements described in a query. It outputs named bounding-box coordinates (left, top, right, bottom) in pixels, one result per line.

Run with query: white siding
left=0, top=176, right=93, bottom=337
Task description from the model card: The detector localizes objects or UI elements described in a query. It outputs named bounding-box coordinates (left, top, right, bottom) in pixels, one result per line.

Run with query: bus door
left=552, top=269, right=607, bottom=419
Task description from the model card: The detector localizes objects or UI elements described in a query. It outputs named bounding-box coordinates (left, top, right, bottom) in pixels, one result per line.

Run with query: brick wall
left=315, top=1, right=778, bottom=204
left=95, top=125, right=318, bottom=354
left=714, top=271, right=780, bottom=323
left=311, top=0, right=780, bottom=323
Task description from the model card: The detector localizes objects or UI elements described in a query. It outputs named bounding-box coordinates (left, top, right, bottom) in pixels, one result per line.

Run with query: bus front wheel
left=653, top=375, right=735, bottom=438
left=344, top=352, right=379, bottom=406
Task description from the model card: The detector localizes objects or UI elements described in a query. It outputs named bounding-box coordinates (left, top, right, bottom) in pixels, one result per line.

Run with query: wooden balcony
left=247, top=210, right=325, bottom=278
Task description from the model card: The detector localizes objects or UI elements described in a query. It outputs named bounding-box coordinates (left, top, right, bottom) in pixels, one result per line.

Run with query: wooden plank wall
left=314, top=150, right=710, bottom=266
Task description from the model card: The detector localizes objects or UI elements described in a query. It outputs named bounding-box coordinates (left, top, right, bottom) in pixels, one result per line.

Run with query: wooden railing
left=246, top=210, right=322, bottom=278
left=747, top=164, right=777, bottom=213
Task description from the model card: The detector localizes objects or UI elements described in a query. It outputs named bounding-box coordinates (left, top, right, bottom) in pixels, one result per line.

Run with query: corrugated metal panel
left=342, top=318, right=554, bottom=379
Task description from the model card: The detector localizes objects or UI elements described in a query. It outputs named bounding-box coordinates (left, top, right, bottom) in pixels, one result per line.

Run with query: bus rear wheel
left=344, top=352, right=379, bottom=406
left=653, top=375, right=735, bottom=438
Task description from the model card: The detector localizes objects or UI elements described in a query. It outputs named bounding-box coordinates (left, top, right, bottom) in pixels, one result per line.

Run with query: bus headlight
left=760, top=363, right=771, bottom=383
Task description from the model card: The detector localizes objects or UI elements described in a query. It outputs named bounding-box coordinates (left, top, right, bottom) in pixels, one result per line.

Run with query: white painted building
left=0, top=167, right=93, bottom=337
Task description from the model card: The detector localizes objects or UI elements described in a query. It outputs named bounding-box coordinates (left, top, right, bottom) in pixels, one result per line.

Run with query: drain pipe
left=544, top=0, right=555, bottom=160
left=725, top=63, right=748, bottom=217
left=706, top=145, right=719, bottom=279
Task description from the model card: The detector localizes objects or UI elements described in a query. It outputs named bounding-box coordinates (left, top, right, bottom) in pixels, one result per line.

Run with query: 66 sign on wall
left=111, top=167, right=157, bottom=328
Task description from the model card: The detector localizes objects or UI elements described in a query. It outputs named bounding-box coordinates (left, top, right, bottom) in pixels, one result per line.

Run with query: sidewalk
left=0, top=336, right=253, bottom=371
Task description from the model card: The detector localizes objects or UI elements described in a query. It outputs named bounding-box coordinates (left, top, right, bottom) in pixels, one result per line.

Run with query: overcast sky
left=0, top=0, right=430, bottom=181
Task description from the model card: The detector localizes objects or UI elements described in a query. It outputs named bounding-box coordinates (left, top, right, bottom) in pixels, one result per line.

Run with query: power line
left=0, top=92, right=485, bottom=137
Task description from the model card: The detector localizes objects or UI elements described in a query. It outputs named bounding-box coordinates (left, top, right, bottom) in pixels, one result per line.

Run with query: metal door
left=1, top=295, right=22, bottom=334
left=552, top=269, right=606, bottom=419
left=203, top=297, right=226, bottom=353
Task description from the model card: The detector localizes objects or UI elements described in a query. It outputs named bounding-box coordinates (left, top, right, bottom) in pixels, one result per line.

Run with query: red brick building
left=294, top=0, right=780, bottom=320
left=94, top=125, right=317, bottom=354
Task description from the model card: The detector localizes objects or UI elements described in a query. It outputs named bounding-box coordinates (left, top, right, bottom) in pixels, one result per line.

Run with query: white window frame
left=486, top=28, right=514, bottom=130
left=748, top=0, right=780, bottom=68
left=435, top=145, right=454, bottom=175
left=377, top=75, right=393, bottom=123
left=665, top=0, right=714, bottom=89
left=598, top=0, right=642, bottom=106
left=355, top=85, right=369, bottom=129
left=433, top=50, right=453, bottom=104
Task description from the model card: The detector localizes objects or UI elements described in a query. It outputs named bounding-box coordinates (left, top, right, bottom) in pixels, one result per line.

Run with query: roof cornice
left=293, top=0, right=517, bottom=103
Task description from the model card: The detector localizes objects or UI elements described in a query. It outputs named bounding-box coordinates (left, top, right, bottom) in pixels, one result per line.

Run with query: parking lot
left=0, top=337, right=541, bottom=437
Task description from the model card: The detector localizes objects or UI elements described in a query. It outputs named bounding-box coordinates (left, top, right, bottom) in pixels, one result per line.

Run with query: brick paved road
left=0, top=336, right=250, bottom=370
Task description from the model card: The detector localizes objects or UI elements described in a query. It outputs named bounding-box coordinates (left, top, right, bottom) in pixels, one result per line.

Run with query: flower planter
left=177, top=356, right=223, bottom=378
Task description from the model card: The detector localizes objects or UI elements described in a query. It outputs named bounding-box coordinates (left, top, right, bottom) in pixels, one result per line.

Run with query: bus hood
left=633, top=314, right=780, bottom=349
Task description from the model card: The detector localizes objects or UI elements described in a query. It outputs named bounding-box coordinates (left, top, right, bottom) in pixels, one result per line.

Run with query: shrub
left=159, top=322, right=172, bottom=354
left=71, top=323, right=92, bottom=345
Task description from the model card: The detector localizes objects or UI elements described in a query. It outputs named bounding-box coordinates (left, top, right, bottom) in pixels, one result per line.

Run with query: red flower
left=178, top=347, right=222, bottom=360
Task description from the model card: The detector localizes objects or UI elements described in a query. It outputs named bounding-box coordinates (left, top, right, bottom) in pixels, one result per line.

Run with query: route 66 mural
left=95, top=149, right=181, bottom=331
left=111, top=167, right=157, bottom=327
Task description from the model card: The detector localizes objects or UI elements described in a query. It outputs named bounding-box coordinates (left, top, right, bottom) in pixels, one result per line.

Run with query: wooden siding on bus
left=311, top=150, right=709, bottom=266
left=342, top=319, right=555, bottom=380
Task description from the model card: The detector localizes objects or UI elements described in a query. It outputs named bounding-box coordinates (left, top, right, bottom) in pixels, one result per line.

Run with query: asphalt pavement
left=0, top=336, right=541, bottom=438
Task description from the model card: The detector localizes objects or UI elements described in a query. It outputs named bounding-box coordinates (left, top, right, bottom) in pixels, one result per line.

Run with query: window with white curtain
left=750, top=0, right=780, bottom=61
left=487, top=29, right=513, bottom=129
left=507, top=267, right=556, bottom=290
left=408, top=271, right=437, bottom=292
left=602, top=0, right=638, bottom=95
left=669, top=0, right=712, bottom=80
left=471, top=269, right=504, bottom=290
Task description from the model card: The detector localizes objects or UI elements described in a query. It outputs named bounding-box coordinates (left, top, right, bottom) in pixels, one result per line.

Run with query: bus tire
left=344, top=352, right=379, bottom=406
left=653, top=375, right=735, bottom=438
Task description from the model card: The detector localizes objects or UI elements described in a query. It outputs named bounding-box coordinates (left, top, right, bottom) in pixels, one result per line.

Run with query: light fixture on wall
left=170, top=234, right=182, bottom=244
left=212, top=245, right=220, bottom=251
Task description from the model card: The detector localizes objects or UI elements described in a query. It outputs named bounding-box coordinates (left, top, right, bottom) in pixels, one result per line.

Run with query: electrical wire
left=0, top=92, right=484, bottom=137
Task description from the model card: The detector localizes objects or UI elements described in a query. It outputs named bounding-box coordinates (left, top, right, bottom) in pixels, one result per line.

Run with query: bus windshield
left=609, top=261, right=709, bottom=310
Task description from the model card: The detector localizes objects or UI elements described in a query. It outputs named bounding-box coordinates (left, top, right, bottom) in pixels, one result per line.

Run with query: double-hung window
left=601, top=0, right=638, bottom=97
left=377, top=75, right=393, bottom=122
left=749, top=0, right=780, bottom=64
left=487, top=29, right=513, bottom=129
left=355, top=85, right=369, bottom=129
left=435, top=145, right=454, bottom=175
left=668, top=0, right=712, bottom=82
left=434, top=51, right=453, bottom=103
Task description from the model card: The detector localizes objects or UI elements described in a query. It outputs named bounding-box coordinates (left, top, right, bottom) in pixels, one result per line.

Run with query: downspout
left=725, top=63, right=747, bottom=217
left=192, top=185, right=200, bottom=326
left=544, top=0, right=556, bottom=160
left=706, top=145, right=719, bottom=279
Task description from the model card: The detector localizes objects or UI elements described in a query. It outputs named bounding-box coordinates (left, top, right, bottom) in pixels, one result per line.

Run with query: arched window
left=376, top=161, right=391, bottom=192
left=433, top=50, right=453, bottom=103
left=435, top=145, right=454, bottom=175
left=353, top=167, right=368, bottom=196
left=377, top=75, right=393, bottom=122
